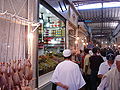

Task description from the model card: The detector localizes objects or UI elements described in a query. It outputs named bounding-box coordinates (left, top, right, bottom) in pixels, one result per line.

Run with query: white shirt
left=98, top=61, right=116, bottom=75
left=51, top=60, right=86, bottom=90
left=102, top=56, right=107, bottom=61
left=97, top=67, right=120, bottom=90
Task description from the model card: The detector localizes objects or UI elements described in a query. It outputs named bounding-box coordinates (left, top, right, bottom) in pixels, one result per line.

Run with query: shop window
left=38, top=5, right=65, bottom=76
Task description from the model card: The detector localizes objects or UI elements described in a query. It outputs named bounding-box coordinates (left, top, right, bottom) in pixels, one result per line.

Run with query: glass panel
left=38, top=4, right=65, bottom=76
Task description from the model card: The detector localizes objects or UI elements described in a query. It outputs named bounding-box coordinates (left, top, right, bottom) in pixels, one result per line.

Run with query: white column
left=28, top=0, right=38, bottom=88
left=66, top=21, right=69, bottom=49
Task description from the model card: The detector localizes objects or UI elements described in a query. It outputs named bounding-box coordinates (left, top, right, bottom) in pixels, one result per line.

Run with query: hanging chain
left=1, top=14, right=7, bottom=62
left=8, top=0, right=16, bottom=15
left=18, top=20, right=22, bottom=59
left=17, top=0, right=28, bottom=16
left=1, top=0, right=5, bottom=12
left=8, top=0, right=28, bottom=17
left=6, top=15, right=12, bottom=62
left=23, top=21, right=26, bottom=60
left=11, top=17, right=16, bottom=59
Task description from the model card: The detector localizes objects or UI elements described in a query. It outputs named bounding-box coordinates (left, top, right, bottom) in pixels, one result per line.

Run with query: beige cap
left=115, top=55, right=120, bottom=61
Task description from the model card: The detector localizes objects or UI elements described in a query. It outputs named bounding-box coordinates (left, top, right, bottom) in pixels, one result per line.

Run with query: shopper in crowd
left=98, top=52, right=116, bottom=79
left=76, top=50, right=82, bottom=67
left=51, top=49, right=86, bottom=90
left=115, top=48, right=120, bottom=56
left=89, top=47, right=104, bottom=90
left=83, top=48, right=91, bottom=90
left=81, top=50, right=86, bottom=69
left=100, top=48, right=107, bottom=61
left=96, top=47, right=101, bottom=56
left=89, top=50, right=93, bottom=56
left=97, top=55, right=120, bottom=90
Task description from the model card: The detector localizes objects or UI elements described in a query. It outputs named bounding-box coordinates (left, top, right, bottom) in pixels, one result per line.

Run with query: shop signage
left=69, top=7, right=78, bottom=27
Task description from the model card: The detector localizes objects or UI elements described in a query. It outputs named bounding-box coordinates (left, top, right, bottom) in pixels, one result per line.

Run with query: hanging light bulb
left=81, top=40, right=84, bottom=42
left=76, top=37, right=80, bottom=40
left=114, top=44, right=117, bottom=47
left=118, top=45, right=120, bottom=48
left=83, top=43, right=86, bottom=45
left=75, top=41, right=78, bottom=44
left=28, top=33, right=33, bottom=39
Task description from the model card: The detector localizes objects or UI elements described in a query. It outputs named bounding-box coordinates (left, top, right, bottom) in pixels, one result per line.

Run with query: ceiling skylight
left=110, top=22, right=119, bottom=27
left=103, top=2, right=120, bottom=8
left=77, top=3, right=102, bottom=10
left=76, top=2, right=120, bottom=10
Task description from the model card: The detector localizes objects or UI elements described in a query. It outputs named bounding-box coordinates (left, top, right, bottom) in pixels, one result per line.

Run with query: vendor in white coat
left=51, top=49, right=86, bottom=90
left=97, top=53, right=116, bottom=79
left=97, top=55, right=120, bottom=90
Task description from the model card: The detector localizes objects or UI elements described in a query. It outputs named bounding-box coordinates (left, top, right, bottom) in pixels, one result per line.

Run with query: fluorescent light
left=77, top=3, right=102, bottom=10
left=94, top=35, right=105, bottom=36
left=103, top=2, right=120, bottom=8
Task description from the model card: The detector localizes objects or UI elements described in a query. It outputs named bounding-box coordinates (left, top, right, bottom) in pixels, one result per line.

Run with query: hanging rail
left=0, top=10, right=39, bottom=26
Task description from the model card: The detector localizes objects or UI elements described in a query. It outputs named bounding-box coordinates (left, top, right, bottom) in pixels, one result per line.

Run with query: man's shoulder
left=104, top=67, right=116, bottom=77
left=58, top=60, right=78, bottom=66
left=100, top=61, right=106, bottom=66
left=86, top=54, right=90, bottom=57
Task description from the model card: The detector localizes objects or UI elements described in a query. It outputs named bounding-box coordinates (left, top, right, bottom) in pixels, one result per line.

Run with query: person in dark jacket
left=89, top=47, right=104, bottom=90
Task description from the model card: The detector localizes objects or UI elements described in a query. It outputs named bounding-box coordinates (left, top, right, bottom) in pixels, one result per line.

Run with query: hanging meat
left=0, top=58, right=33, bottom=90
left=24, top=59, right=33, bottom=86
left=0, top=62, right=7, bottom=90
left=12, top=60, right=22, bottom=90
left=6, top=62, right=14, bottom=90
left=17, top=59, right=25, bottom=86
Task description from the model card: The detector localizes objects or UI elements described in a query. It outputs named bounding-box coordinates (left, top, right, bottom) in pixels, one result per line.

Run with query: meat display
left=0, top=59, right=33, bottom=90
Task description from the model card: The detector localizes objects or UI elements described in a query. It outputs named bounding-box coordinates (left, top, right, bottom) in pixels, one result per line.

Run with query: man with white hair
left=97, top=55, right=120, bottom=90
left=51, top=49, right=86, bottom=90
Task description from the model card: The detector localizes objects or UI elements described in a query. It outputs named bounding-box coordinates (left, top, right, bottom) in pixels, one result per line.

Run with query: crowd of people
left=51, top=47, right=120, bottom=90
